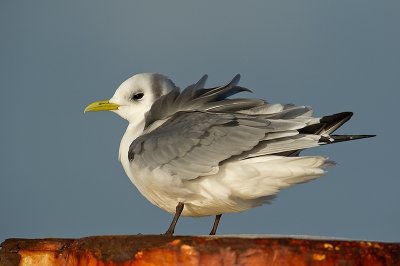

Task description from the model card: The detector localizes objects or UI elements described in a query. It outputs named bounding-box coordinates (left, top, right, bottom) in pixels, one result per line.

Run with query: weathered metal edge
left=1, top=235, right=399, bottom=266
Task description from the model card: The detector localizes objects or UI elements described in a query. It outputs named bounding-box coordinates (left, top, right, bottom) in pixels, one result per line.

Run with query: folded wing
left=129, top=75, right=375, bottom=181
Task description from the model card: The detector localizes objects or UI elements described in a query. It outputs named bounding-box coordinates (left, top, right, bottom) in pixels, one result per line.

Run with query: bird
left=84, top=73, right=375, bottom=235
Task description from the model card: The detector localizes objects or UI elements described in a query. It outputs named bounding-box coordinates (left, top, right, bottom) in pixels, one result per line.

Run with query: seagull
left=85, top=73, right=375, bottom=235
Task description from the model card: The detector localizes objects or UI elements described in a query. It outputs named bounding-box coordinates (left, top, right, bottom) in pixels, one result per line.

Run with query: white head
left=85, top=73, right=175, bottom=124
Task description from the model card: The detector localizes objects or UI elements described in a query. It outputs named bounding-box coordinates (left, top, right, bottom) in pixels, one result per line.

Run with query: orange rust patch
left=312, top=253, right=326, bottom=261
left=135, top=251, right=143, bottom=259
left=169, top=239, right=181, bottom=246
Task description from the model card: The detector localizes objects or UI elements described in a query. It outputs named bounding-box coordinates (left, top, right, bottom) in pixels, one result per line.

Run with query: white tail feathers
left=221, top=156, right=334, bottom=200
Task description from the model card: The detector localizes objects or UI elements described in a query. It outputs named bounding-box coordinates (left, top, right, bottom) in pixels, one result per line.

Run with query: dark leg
left=165, top=202, right=184, bottom=235
left=209, top=214, right=222, bottom=235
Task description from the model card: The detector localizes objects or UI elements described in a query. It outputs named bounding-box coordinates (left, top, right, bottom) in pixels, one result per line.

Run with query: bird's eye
left=132, top=93, right=144, bottom=100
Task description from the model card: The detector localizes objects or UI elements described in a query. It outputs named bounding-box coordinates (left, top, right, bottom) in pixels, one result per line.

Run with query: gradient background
left=1, top=2, right=399, bottom=243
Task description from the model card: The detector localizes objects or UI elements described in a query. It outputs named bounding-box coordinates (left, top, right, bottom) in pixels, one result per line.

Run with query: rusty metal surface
left=1, top=235, right=399, bottom=266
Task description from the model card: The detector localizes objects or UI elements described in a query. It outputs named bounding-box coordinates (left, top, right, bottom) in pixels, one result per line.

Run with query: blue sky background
left=1, top=2, right=399, bottom=243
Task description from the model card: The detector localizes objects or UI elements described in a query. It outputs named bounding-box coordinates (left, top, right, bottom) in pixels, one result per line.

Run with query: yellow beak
left=84, top=100, right=120, bottom=113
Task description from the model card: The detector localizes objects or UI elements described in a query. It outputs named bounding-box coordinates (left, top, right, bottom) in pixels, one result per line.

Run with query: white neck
left=118, top=120, right=145, bottom=171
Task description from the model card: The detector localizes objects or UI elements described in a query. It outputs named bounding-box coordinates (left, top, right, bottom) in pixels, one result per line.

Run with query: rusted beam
left=1, top=235, right=399, bottom=266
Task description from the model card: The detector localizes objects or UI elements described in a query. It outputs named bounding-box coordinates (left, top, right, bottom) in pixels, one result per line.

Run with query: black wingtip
left=328, top=134, right=376, bottom=143
left=319, top=112, right=353, bottom=135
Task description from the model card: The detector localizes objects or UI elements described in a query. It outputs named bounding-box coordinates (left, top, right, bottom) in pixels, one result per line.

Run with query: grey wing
left=129, top=111, right=307, bottom=180
left=143, top=74, right=259, bottom=127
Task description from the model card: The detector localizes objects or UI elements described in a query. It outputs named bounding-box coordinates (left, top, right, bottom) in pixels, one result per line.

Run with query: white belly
left=120, top=155, right=329, bottom=217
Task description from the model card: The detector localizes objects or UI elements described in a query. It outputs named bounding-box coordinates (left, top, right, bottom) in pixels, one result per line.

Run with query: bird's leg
left=209, top=214, right=222, bottom=235
left=165, top=202, right=184, bottom=235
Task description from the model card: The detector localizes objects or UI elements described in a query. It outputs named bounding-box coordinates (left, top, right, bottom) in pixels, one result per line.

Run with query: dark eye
left=132, top=92, right=144, bottom=100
